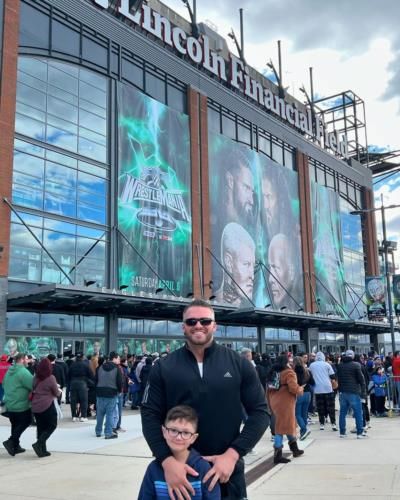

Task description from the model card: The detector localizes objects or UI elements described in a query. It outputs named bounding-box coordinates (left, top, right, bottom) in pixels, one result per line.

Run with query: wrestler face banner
left=118, top=84, right=192, bottom=297
left=311, top=182, right=346, bottom=315
left=208, top=132, right=304, bottom=310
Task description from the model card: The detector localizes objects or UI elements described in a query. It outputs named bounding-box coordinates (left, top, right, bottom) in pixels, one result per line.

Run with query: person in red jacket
left=0, top=354, right=11, bottom=406
left=391, top=351, right=400, bottom=407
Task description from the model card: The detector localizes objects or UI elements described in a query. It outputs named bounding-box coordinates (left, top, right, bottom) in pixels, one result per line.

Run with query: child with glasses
left=138, top=405, right=221, bottom=499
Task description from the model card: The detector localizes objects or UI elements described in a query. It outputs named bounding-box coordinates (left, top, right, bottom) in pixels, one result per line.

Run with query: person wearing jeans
left=339, top=392, right=363, bottom=436
left=95, top=395, right=118, bottom=438
left=293, top=356, right=313, bottom=440
left=337, top=350, right=367, bottom=438
left=95, top=352, right=122, bottom=439
left=295, top=392, right=311, bottom=438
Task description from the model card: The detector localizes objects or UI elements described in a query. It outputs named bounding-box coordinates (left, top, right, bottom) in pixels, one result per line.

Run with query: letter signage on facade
left=91, top=0, right=348, bottom=159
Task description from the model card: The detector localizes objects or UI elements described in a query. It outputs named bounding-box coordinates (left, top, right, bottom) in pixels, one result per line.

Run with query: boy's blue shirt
left=138, top=448, right=221, bottom=499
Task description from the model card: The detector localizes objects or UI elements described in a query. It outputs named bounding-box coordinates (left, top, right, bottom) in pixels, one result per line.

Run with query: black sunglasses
left=184, top=318, right=214, bottom=327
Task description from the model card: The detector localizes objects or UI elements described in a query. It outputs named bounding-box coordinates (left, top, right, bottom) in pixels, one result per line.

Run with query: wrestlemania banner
left=365, top=276, right=386, bottom=319
left=117, top=84, right=192, bottom=296
left=311, top=182, right=346, bottom=315
left=393, top=275, right=400, bottom=316
left=208, top=132, right=304, bottom=310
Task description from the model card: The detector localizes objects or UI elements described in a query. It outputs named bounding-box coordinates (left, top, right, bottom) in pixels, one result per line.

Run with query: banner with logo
left=208, top=132, right=304, bottom=310
left=392, top=275, right=400, bottom=316
left=311, top=182, right=346, bottom=315
left=118, top=84, right=192, bottom=296
left=365, top=275, right=386, bottom=319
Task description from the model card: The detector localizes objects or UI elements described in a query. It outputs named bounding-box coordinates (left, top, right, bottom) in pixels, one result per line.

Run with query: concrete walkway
left=249, top=415, right=400, bottom=500
left=0, top=408, right=399, bottom=499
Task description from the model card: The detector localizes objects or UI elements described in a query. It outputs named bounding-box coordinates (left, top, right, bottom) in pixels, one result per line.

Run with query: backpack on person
left=267, top=370, right=281, bottom=390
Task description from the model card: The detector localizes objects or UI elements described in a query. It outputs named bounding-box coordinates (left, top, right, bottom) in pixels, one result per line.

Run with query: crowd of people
left=254, top=348, right=400, bottom=461
left=1, top=303, right=400, bottom=499
left=0, top=348, right=165, bottom=456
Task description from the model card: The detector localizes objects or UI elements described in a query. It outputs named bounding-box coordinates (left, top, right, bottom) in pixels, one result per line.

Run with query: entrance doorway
left=62, top=339, right=85, bottom=358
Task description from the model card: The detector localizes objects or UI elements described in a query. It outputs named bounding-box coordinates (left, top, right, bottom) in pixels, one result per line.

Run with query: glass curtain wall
left=10, top=56, right=109, bottom=287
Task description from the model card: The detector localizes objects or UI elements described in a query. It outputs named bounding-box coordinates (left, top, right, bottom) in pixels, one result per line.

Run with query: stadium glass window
left=14, top=57, right=109, bottom=234
left=19, top=2, right=50, bottom=49
left=51, top=19, right=80, bottom=58
left=208, top=107, right=221, bottom=134
left=167, top=82, right=186, bottom=114
left=222, top=114, right=236, bottom=140
left=16, top=57, right=108, bottom=164
left=145, top=71, right=166, bottom=104
left=122, top=58, right=144, bottom=90
left=271, top=141, right=284, bottom=165
left=237, top=122, right=251, bottom=146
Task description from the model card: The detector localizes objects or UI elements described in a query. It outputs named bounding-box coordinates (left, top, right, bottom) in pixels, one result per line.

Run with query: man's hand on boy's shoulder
left=202, top=448, right=239, bottom=491
left=161, top=456, right=198, bottom=500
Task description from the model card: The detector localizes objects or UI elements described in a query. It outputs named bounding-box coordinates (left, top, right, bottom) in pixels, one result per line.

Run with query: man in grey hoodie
left=95, top=352, right=122, bottom=439
left=309, top=352, right=337, bottom=431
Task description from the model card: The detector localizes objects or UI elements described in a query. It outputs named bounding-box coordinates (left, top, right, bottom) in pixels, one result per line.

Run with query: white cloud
left=164, top=0, right=400, bottom=149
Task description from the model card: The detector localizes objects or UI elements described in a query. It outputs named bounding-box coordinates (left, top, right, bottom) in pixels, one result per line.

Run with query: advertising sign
left=208, top=132, right=303, bottom=310
left=118, top=84, right=192, bottom=296
left=392, top=275, right=400, bottom=316
left=365, top=276, right=386, bottom=319
left=311, top=183, right=346, bottom=315
left=92, top=1, right=348, bottom=158
left=4, top=337, right=59, bottom=358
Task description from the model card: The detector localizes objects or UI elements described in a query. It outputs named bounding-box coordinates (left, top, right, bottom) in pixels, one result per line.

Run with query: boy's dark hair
left=165, top=405, right=198, bottom=430
left=183, top=299, right=214, bottom=316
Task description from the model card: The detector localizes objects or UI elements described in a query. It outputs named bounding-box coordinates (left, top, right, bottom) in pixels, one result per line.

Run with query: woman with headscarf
left=31, top=357, right=62, bottom=457
left=267, top=353, right=305, bottom=464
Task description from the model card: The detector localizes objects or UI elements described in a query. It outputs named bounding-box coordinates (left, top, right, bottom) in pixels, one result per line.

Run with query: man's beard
left=223, top=280, right=251, bottom=305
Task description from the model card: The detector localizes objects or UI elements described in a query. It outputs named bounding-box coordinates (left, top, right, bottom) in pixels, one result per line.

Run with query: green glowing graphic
left=311, top=182, right=346, bottom=315
left=118, top=85, right=192, bottom=296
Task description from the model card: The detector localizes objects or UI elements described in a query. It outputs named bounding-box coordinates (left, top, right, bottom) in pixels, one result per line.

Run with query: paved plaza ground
left=0, top=407, right=399, bottom=500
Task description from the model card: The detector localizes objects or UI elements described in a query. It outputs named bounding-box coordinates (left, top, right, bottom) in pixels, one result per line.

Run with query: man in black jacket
left=337, top=349, right=366, bottom=438
left=141, top=299, right=269, bottom=500
left=68, top=353, right=94, bottom=422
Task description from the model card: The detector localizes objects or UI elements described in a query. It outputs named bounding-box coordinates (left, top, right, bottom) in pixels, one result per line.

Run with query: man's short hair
left=14, top=353, right=26, bottom=363
left=165, top=405, right=198, bottom=430
left=47, top=354, right=56, bottom=362
left=109, top=351, right=119, bottom=360
left=221, top=222, right=255, bottom=261
left=183, top=299, right=214, bottom=316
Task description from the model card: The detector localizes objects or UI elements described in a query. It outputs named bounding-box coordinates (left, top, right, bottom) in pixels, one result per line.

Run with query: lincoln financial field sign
left=91, top=0, right=349, bottom=159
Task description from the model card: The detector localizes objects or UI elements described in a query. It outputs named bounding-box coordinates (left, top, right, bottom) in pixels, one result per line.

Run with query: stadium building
left=0, top=0, right=396, bottom=358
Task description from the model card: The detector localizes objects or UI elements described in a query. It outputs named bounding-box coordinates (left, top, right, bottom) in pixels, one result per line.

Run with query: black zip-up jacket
left=337, top=357, right=366, bottom=398
left=141, top=342, right=269, bottom=463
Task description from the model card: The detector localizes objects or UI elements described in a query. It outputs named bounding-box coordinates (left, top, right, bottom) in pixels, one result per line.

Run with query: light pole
left=351, top=198, right=400, bottom=354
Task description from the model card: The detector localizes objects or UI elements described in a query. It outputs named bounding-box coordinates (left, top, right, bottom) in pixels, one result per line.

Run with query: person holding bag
left=267, top=353, right=305, bottom=464
left=31, top=358, right=62, bottom=458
